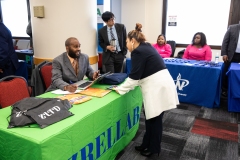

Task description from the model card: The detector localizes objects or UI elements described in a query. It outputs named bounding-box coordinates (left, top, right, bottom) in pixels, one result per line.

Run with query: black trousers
left=141, top=111, right=165, bottom=153
left=104, top=52, right=125, bottom=73
left=222, top=53, right=240, bottom=92
left=0, top=63, right=17, bottom=79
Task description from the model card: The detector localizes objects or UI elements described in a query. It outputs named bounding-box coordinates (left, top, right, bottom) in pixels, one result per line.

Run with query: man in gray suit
left=46, top=37, right=99, bottom=92
left=98, top=11, right=127, bottom=73
left=221, top=24, right=240, bottom=97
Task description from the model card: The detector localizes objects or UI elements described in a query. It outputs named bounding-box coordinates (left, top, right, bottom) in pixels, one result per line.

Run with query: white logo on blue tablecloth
left=174, top=73, right=189, bottom=91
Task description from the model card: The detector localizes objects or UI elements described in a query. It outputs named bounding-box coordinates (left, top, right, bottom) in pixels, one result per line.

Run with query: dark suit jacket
left=46, top=52, right=94, bottom=92
left=0, top=22, right=19, bottom=78
left=221, top=24, right=240, bottom=61
left=98, top=23, right=127, bottom=64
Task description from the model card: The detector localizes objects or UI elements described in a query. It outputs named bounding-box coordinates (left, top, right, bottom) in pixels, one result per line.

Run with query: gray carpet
left=115, top=98, right=240, bottom=160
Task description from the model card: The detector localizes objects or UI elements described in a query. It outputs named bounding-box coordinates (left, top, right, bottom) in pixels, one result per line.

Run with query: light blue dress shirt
left=107, top=26, right=121, bottom=52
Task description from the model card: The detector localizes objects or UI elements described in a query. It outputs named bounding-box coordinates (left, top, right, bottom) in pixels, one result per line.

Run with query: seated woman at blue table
left=152, top=34, right=172, bottom=58
left=183, top=32, right=212, bottom=61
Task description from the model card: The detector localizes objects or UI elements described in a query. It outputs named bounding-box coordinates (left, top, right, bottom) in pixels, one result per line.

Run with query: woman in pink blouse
left=152, top=34, right=172, bottom=58
left=183, top=32, right=212, bottom=61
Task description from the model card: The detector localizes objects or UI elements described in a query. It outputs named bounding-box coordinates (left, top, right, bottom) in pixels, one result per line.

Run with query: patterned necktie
left=110, top=28, right=116, bottom=40
left=110, top=28, right=118, bottom=53
left=72, top=59, right=78, bottom=75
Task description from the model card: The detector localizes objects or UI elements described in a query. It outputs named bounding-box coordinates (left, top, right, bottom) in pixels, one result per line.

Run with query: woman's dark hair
left=101, top=11, right=115, bottom=22
left=191, top=32, right=207, bottom=47
left=127, top=23, right=146, bottom=43
left=157, top=34, right=166, bottom=44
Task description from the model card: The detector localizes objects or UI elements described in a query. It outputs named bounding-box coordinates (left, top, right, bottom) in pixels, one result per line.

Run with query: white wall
left=30, top=0, right=98, bottom=69
left=111, top=0, right=121, bottom=23
left=121, top=0, right=162, bottom=43
left=29, top=0, right=222, bottom=63
left=120, top=0, right=222, bottom=61
left=166, top=0, right=230, bottom=45
left=121, top=0, right=163, bottom=58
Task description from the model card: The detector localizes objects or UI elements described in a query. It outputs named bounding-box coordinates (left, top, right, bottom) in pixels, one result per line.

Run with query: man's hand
left=0, top=69, right=3, bottom=73
left=222, top=55, right=228, bottom=62
left=107, top=45, right=116, bottom=52
left=93, top=70, right=100, bottom=80
left=65, top=84, right=78, bottom=92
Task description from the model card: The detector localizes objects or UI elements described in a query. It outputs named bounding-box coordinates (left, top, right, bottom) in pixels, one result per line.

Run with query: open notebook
left=74, top=72, right=111, bottom=90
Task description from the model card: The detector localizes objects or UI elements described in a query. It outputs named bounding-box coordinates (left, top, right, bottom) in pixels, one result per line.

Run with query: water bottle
left=110, top=39, right=116, bottom=51
left=215, top=52, right=219, bottom=63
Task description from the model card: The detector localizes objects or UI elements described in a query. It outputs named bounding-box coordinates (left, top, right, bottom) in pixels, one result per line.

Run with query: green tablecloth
left=0, top=85, right=142, bottom=160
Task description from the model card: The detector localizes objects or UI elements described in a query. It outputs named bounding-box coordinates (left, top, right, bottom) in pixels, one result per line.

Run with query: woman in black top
left=115, top=23, right=179, bottom=157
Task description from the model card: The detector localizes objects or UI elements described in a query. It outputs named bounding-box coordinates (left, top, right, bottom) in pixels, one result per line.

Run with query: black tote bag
left=8, top=97, right=73, bottom=129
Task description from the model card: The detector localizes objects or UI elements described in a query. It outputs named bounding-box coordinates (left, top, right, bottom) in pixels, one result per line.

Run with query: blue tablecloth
left=15, top=61, right=28, bottom=81
left=227, top=63, right=240, bottom=112
left=125, top=58, right=223, bottom=108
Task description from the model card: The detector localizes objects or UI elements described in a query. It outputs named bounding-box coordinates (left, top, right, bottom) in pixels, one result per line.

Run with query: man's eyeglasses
left=109, top=18, right=115, bottom=22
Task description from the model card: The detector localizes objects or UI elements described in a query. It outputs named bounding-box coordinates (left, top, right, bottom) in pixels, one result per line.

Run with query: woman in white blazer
left=115, top=23, right=179, bottom=157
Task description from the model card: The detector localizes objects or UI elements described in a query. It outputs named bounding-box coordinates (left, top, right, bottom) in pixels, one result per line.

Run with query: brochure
left=79, top=88, right=112, bottom=98
left=58, top=94, right=92, bottom=104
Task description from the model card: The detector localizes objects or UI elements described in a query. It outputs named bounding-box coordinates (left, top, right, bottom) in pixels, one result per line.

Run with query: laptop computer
left=74, top=72, right=111, bottom=90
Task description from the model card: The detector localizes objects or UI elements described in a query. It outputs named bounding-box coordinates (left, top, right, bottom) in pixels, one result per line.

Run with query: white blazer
left=116, top=69, right=179, bottom=120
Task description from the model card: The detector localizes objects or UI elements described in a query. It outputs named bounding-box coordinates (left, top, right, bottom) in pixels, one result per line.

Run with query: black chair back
left=167, top=40, right=176, bottom=57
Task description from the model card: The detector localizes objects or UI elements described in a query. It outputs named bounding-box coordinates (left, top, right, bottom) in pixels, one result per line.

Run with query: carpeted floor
left=115, top=98, right=240, bottom=160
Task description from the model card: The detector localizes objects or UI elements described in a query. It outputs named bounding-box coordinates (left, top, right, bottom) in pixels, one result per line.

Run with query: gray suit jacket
left=46, top=52, right=94, bottom=92
left=221, top=24, right=240, bottom=61
left=98, top=23, right=127, bottom=64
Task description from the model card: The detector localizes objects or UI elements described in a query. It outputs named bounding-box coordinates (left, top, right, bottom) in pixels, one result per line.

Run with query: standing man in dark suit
left=98, top=11, right=127, bottom=73
left=221, top=23, right=240, bottom=97
left=0, top=22, right=19, bottom=79
left=46, top=37, right=99, bottom=92
left=26, top=21, right=33, bottom=50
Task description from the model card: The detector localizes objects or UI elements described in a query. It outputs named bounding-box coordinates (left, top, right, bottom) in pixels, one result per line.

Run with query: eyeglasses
left=109, top=18, right=115, bottom=22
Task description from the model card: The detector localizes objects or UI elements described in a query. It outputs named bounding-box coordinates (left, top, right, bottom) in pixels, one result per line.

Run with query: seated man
left=46, top=37, right=98, bottom=93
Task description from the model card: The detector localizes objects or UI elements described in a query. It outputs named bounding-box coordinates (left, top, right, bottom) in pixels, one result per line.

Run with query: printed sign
left=97, top=5, right=103, bottom=23
left=168, top=15, right=177, bottom=26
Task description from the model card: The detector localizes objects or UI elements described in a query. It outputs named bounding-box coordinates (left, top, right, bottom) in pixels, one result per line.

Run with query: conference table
left=15, top=49, right=34, bottom=68
left=0, top=85, right=143, bottom=160
left=16, top=49, right=34, bottom=77
left=227, top=63, right=240, bottom=112
left=125, top=58, right=223, bottom=108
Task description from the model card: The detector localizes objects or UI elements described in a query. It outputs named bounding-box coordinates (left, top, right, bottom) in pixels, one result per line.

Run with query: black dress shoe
left=221, top=91, right=228, bottom=98
left=140, top=149, right=159, bottom=157
left=135, top=146, right=146, bottom=152
left=222, top=92, right=227, bottom=97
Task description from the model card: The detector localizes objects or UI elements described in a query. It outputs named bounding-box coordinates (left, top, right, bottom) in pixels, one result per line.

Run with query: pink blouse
left=183, top=44, right=212, bottom=61
left=152, top=43, right=172, bottom=58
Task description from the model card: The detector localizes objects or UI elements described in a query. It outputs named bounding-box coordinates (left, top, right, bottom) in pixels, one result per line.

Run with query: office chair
left=0, top=76, right=30, bottom=108
left=176, top=49, right=185, bottom=58
left=39, top=62, right=52, bottom=90
left=167, top=40, right=176, bottom=57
